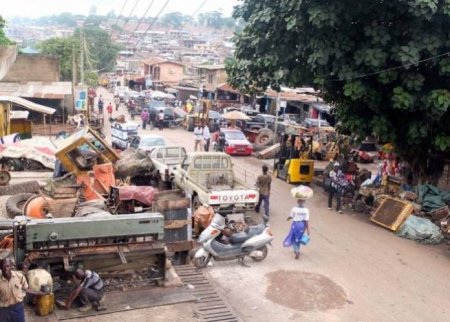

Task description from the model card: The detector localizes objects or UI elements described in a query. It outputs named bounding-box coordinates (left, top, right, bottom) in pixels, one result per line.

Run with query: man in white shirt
left=202, top=122, right=211, bottom=152
left=193, top=121, right=204, bottom=151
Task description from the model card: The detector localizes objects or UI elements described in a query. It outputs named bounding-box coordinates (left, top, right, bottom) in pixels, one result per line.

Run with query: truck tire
left=0, top=181, right=40, bottom=196
left=255, top=129, right=274, bottom=146
left=187, top=118, right=195, bottom=132
left=6, top=193, right=36, bottom=217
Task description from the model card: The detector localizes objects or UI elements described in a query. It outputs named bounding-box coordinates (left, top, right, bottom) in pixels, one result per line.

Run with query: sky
left=1, top=0, right=240, bottom=19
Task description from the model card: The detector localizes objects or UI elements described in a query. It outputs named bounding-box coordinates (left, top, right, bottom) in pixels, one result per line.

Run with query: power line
left=125, top=0, right=156, bottom=47
left=132, top=0, right=171, bottom=51
left=113, top=0, right=129, bottom=26
left=122, top=0, right=140, bottom=30
left=327, top=51, right=450, bottom=82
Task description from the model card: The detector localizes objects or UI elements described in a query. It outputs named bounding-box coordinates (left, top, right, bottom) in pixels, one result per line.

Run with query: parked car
left=215, top=128, right=253, bottom=156
left=129, top=134, right=166, bottom=153
left=302, top=118, right=330, bottom=128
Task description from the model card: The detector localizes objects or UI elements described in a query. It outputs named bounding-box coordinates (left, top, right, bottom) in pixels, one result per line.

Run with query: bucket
left=35, top=293, right=54, bottom=316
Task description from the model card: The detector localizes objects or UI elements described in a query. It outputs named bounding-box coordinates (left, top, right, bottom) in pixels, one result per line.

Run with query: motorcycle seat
left=229, top=231, right=250, bottom=244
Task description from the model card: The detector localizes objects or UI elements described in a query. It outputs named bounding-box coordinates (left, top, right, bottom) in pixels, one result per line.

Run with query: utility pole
left=72, top=44, right=77, bottom=85
left=80, top=29, right=84, bottom=85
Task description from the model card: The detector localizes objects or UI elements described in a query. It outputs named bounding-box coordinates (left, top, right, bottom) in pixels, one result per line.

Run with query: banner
left=74, top=86, right=88, bottom=111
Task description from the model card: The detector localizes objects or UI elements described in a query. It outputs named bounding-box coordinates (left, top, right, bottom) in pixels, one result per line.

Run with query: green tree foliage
left=35, top=13, right=81, bottom=27
left=38, top=37, right=78, bottom=81
left=75, top=27, right=122, bottom=73
left=39, top=27, right=121, bottom=81
left=0, top=16, right=14, bottom=45
left=228, top=0, right=450, bottom=182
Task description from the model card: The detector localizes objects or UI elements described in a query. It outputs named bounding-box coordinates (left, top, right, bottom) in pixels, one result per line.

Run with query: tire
left=255, top=129, right=274, bottom=146
left=193, top=254, right=210, bottom=268
left=6, top=193, right=36, bottom=217
left=0, top=181, right=40, bottom=196
left=251, top=245, right=268, bottom=262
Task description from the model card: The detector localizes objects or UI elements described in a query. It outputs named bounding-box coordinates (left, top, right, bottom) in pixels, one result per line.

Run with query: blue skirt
left=283, top=221, right=305, bottom=251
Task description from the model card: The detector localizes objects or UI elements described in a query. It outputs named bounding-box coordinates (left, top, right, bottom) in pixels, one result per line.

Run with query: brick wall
left=3, top=54, right=60, bottom=82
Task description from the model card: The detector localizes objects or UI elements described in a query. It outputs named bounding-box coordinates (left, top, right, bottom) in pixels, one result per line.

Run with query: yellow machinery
left=273, top=133, right=314, bottom=184
left=185, top=99, right=213, bottom=131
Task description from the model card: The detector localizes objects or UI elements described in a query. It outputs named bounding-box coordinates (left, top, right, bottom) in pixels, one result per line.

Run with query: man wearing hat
left=328, top=162, right=343, bottom=213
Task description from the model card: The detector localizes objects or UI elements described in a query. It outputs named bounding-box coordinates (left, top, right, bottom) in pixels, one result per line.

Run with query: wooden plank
left=165, top=219, right=191, bottom=229
left=370, top=197, right=414, bottom=231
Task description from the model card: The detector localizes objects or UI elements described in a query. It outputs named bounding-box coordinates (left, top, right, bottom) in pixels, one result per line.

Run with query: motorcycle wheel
left=251, top=245, right=268, bottom=262
left=193, top=254, right=210, bottom=268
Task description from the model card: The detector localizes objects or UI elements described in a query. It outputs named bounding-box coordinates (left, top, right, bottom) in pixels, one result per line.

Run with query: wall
left=3, top=54, right=60, bottom=82
left=159, top=63, right=184, bottom=85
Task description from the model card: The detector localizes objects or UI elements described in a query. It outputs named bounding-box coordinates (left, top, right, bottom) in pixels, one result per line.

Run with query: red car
left=215, top=128, right=253, bottom=156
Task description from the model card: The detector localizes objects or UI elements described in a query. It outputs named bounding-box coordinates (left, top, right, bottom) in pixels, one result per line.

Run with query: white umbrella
left=221, top=110, right=251, bottom=120
left=151, top=90, right=167, bottom=99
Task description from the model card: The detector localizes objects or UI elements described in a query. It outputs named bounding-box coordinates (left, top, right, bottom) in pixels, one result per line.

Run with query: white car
left=129, top=134, right=166, bottom=153
left=150, top=146, right=186, bottom=184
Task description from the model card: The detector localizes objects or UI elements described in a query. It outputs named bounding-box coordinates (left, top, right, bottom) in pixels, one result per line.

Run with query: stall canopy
left=0, top=95, right=56, bottom=115
left=312, top=102, right=331, bottom=113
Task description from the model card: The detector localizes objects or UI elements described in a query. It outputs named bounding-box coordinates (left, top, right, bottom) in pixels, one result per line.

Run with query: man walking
left=106, top=102, right=113, bottom=118
left=149, top=109, right=156, bottom=130
left=141, top=108, right=149, bottom=130
left=255, top=165, right=271, bottom=222
left=193, top=122, right=204, bottom=151
left=158, top=110, right=164, bottom=130
left=328, top=162, right=343, bottom=213
left=202, top=121, right=211, bottom=152
left=98, top=95, right=104, bottom=114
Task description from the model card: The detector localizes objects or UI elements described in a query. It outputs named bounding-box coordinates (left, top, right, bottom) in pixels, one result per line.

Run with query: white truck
left=150, top=146, right=186, bottom=187
left=173, top=152, right=259, bottom=213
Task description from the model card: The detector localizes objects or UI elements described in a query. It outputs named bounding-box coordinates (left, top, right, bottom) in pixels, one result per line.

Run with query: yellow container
left=35, top=293, right=55, bottom=316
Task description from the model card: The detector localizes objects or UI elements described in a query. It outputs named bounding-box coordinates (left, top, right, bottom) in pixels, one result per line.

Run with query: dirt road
left=99, top=89, right=450, bottom=322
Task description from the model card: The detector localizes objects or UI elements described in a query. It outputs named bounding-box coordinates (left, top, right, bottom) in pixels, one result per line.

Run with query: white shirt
left=158, top=112, right=164, bottom=120
left=194, top=127, right=203, bottom=140
left=289, top=206, right=310, bottom=222
left=202, top=126, right=210, bottom=140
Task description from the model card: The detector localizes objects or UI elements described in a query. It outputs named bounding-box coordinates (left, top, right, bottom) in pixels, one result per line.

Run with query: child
left=283, top=198, right=310, bottom=259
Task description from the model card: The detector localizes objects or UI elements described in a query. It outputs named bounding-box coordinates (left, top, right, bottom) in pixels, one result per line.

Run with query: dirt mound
left=265, top=270, right=347, bottom=312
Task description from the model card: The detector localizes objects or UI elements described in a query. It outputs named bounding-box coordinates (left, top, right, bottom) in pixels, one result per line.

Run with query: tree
left=38, top=37, right=78, bottom=81
left=228, top=0, right=450, bottom=182
left=161, top=12, right=189, bottom=29
left=0, top=16, right=14, bottom=45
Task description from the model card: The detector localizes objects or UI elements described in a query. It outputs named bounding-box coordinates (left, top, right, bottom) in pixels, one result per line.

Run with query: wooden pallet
left=175, top=265, right=240, bottom=322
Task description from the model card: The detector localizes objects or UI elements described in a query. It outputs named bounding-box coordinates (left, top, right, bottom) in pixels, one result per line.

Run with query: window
left=154, top=66, right=161, bottom=80
left=208, top=74, right=213, bottom=84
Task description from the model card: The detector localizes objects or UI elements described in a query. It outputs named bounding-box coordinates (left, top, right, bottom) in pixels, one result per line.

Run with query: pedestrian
left=56, top=268, right=106, bottom=312
left=158, top=109, right=164, bottom=130
left=203, top=121, right=211, bottom=151
left=114, top=96, right=120, bottom=111
left=149, top=108, right=156, bottom=130
left=0, top=258, right=44, bottom=322
left=141, top=108, right=149, bottom=130
left=328, top=162, right=343, bottom=213
left=106, top=102, right=113, bottom=118
left=193, top=121, right=204, bottom=151
left=283, top=198, right=311, bottom=259
left=255, top=165, right=271, bottom=222
left=98, top=95, right=104, bottom=114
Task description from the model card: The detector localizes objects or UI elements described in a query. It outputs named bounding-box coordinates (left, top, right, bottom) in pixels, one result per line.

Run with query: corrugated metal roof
left=0, top=81, right=72, bottom=99
left=0, top=95, right=56, bottom=115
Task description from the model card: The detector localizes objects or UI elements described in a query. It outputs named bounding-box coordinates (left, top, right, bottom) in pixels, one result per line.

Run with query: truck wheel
left=193, top=254, right=210, bottom=268
left=187, top=118, right=195, bottom=132
left=255, top=130, right=274, bottom=146
left=250, top=245, right=268, bottom=262
left=6, top=193, right=36, bottom=217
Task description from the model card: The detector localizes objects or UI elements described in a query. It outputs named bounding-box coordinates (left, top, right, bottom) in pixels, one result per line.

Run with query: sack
left=323, top=176, right=332, bottom=192
left=300, top=234, right=310, bottom=245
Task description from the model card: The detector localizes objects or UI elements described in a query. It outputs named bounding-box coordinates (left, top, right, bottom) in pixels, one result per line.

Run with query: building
left=0, top=54, right=73, bottom=118
left=197, top=64, right=227, bottom=98
left=142, top=57, right=184, bottom=87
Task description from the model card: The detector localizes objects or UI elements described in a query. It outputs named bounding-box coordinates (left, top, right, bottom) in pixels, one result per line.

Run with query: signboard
left=74, top=86, right=88, bottom=111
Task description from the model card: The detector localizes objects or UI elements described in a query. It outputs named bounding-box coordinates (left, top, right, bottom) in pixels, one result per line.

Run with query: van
left=111, top=121, right=140, bottom=150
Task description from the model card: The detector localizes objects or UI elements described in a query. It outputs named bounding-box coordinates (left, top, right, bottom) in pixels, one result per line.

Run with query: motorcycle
left=192, top=214, right=273, bottom=268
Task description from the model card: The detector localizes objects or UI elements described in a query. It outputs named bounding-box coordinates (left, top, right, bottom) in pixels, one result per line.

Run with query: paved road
left=99, top=88, right=450, bottom=322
